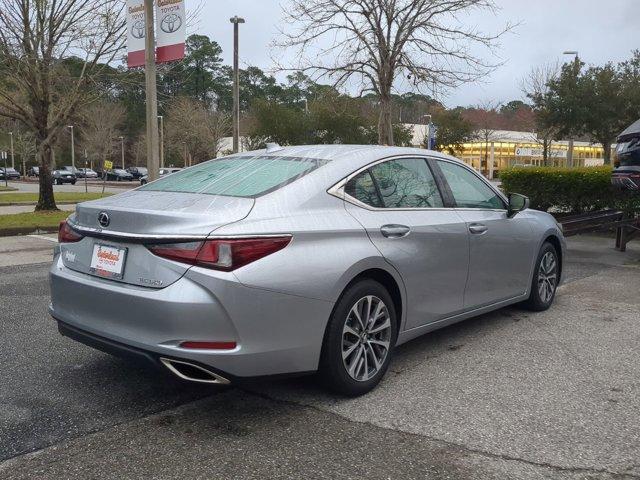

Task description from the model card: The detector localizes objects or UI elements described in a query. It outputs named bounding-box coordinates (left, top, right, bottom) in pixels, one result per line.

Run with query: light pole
left=563, top=51, right=579, bottom=168
left=9, top=131, right=15, bottom=170
left=67, top=125, right=75, bottom=169
left=158, top=115, right=165, bottom=168
left=230, top=16, right=245, bottom=153
left=144, top=0, right=160, bottom=181
left=119, top=136, right=125, bottom=169
left=1, top=151, right=7, bottom=188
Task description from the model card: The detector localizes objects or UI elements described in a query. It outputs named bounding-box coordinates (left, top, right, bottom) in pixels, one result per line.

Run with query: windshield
left=140, top=155, right=327, bottom=198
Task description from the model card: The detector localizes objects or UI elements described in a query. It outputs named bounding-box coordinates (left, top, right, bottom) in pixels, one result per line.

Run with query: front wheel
left=522, top=242, right=559, bottom=311
left=319, top=279, right=397, bottom=396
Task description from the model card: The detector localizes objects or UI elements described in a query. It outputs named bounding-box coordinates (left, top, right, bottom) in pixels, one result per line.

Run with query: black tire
left=319, top=279, right=398, bottom=396
left=522, top=242, right=559, bottom=311
left=71, top=180, right=76, bottom=185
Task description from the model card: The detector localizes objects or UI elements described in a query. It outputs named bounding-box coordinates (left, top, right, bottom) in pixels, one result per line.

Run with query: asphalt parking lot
left=1, top=234, right=639, bottom=479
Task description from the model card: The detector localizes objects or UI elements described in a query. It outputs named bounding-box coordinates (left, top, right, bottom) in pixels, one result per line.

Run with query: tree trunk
left=35, top=143, right=58, bottom=211
left=378, top=94, right=394, bottom=146
left=602, top=141, right=612, bottom=165
left=542, top=137, right=549, bottom=166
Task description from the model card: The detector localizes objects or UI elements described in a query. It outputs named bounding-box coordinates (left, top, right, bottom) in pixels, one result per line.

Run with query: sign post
left=2, top=151, right=8, bottom=188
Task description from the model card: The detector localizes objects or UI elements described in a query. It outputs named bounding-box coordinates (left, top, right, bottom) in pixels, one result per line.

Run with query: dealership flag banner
left=126, top=0, right=146, bottom=68
left=156, top=0, right=186, bottom=64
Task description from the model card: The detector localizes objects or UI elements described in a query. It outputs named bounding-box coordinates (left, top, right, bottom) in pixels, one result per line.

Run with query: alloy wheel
left=342, top=295, right=392, bottom=382
left=537, top=251, right=558, bottom=304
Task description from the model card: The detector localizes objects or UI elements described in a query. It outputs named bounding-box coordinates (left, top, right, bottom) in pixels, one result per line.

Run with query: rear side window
left=369, top=158, right=443, bottom=208
left=140, top=156, right=327, bottom=198
left=344, top=171, right=383, bottom=208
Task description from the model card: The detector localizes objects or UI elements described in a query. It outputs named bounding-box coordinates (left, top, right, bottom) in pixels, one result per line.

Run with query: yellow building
left=407, top=126, right=609, bottom=179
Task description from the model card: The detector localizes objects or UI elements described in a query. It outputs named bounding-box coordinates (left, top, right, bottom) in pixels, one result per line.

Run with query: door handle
left=468, top=223, right=488, bottom=235
left=381, top=224, right=411, bottom=238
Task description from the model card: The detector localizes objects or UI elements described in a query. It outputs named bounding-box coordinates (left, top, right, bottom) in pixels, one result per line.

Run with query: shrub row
left=499, top=166, right=638, bottom=214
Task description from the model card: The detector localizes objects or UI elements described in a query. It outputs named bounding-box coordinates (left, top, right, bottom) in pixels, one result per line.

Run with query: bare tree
left=464, top=101, right=503, bottom=176
left=80, top=101, right=126, bottom=170
left=521, top=62, right=560, bottom=165
left=165, top=97, right=230, bottom=166
left=275, top=0, right=511, bottom=145
left=0, top=0, right=125, bottom=210
left=13, top=129, right=37, bottom=176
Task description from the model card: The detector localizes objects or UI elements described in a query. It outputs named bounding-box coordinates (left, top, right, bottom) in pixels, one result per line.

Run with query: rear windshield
left=139, top=155, right=327, bottom=198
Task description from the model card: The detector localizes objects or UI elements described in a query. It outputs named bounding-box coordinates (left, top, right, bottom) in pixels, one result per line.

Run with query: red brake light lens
left=58, top=220, right=84, bottom=243
left=147, top=237, right=291, bottom=271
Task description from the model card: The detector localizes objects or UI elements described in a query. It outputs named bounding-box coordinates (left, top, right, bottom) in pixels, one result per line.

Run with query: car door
left=342, top=157, right=469, bottom=330
left=434, top=159, right=536, bottom=309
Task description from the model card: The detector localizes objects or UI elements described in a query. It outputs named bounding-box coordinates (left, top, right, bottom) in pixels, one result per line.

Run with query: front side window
left=437, top=160, right=505, bottom=209
left=140, top=155, right=326, bottom=198
left=369, top=158, right=444, bottom=208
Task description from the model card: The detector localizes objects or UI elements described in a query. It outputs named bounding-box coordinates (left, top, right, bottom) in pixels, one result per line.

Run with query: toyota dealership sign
left=127, top=0, right=186, bottom=68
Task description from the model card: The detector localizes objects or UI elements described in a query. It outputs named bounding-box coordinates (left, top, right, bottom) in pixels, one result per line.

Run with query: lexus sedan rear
left=50, top=145, right=565, bottom=395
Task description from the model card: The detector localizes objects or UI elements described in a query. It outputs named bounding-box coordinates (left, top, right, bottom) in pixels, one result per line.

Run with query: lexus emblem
left=98, top=212, right=110, bottom=228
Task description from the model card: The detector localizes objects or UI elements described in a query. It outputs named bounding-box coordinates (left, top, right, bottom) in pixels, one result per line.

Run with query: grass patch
left=0, top=192, right=112, bottom=205
left=0, top=210, right=70, bottom=231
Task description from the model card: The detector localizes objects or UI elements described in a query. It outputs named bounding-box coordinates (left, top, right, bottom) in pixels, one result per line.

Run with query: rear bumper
left=49, top=254, right=333, bottom=378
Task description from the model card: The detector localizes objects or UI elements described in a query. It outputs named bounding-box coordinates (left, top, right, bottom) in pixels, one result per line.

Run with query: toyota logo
left=131, top=20, right=145, bottom=39
left=98, top=212, right=110, bottom=228
left=160, top=13, right=182, bottom=33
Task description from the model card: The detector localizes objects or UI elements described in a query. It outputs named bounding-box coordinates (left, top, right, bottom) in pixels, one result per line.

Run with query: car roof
left=227, top=144, right=460, bottom=164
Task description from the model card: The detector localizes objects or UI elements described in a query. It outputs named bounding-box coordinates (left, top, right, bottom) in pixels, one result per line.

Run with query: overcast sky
left=197, top=0, right=638, bottom=108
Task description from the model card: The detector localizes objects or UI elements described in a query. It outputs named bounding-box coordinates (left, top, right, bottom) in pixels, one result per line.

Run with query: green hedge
left=500, top=166, right=636, bottom=214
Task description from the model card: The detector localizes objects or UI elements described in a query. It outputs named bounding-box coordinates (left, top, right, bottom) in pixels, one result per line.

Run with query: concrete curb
left=0, top=226, right=59, bottom=237
left=0, top=201, right=79, bottom=207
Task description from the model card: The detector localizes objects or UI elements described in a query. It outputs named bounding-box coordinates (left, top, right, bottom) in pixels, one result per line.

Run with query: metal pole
left=158, top=115, right=164, bottom=168
left=145, top=0, right=160, bottom=181
left=84, top=149, right=88, bottom=193
left=68, top=126, right=75, bottom=169
left=2, top=152, right=7, bottom=188
left=230, top=16, right=245, bottom=153
left=9, top=132, right=15, bottom=169
left=119, top=136, right=125, bottom=169
left=562, top=51, right=579, bottom=168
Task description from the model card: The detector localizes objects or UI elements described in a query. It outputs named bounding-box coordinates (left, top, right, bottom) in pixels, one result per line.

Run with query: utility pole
left=67, top=125, right=75, bottom=169
left=158, top=115, right=165, bottom=168
left=119, top=136, right=125, bottom=169
left=9, top=132, right=15, bottom=169
left=145, top=0, right=160, bottom=181
left=230, top=16, right=245, bottom=153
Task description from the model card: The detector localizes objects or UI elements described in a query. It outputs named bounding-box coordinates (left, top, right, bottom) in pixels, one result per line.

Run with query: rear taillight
left=147, top=237, right=291, bottom=271
left=58, top=220, right=84, bottom=243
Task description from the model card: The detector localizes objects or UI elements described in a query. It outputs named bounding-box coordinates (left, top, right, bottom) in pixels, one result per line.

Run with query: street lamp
left=230, top=16, right=245, bottom=153
left=562, top=50, right=579, bottom=168
left=119, top=136, right=125, bottom=169
left=157, top=115, right=164, bottom=168
left=67, top=125, right=75, bottom=169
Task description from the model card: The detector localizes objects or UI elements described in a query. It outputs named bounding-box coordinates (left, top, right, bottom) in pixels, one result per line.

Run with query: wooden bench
left=557, top=210, right=639, bottom=252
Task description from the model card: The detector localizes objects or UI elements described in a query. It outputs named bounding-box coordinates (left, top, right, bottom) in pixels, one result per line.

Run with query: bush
left=500, top=166, right=637, bottom=214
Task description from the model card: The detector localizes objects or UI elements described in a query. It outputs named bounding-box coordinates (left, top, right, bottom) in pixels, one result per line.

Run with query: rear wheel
left=522, top=242, right=559, bottom=311
left=319, top=279, right=397, bottom=396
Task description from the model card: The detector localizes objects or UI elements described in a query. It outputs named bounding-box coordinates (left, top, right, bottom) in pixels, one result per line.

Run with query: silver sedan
left=50, top=145, right=565, bottom=396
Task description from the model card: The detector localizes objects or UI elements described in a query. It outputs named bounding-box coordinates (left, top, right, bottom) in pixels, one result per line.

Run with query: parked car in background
left=612, top=118, right=640, bottom=192
left=52, top=145, right=565, bottom=396
left=105, top=169, right=134, bottom=182
left=0, top=167, right=21, bottom=180
left=139, top=167, right=182, bottom=185
left=52, top=169, right=76, bottom=185
left=76, top=168, right=99, bottom=179
left=126, top=167, right=148, bottom=179
left=28, top=166, right=40, bottom=177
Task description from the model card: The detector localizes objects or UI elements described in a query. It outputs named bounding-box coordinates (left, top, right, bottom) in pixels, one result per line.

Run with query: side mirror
left=507, top=193, right=529, bottom=218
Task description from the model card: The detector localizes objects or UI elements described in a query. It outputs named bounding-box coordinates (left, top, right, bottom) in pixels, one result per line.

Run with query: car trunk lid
left=60, top=190, right=254, bottom=288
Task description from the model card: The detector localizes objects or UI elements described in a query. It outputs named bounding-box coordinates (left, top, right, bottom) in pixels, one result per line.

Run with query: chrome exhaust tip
left=160, top=358, right=230, bottom=385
